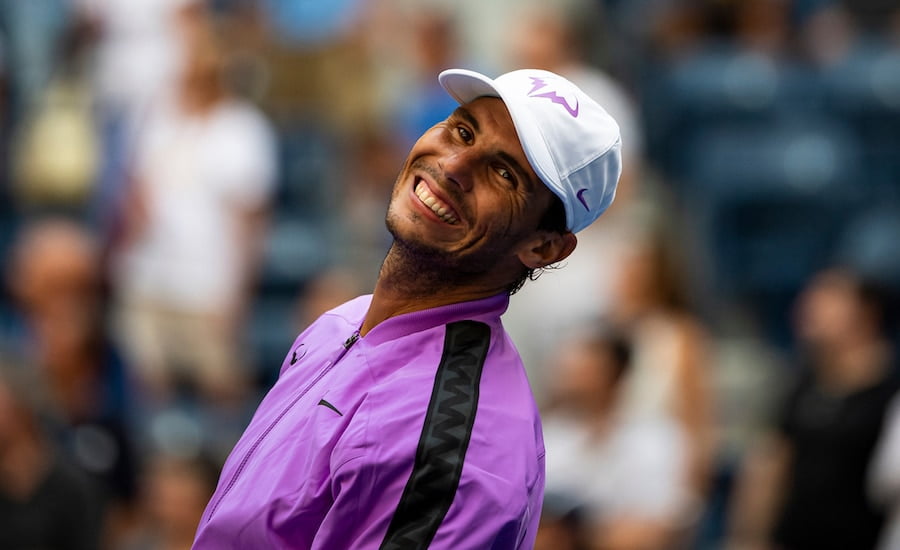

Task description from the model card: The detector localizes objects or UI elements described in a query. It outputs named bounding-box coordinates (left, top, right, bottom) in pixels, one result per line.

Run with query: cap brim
left=439, top=69, right=502, bottom=105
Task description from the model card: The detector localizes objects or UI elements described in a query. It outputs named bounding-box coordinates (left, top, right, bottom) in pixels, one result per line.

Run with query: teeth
left=415, top=182, right=459, bottom=224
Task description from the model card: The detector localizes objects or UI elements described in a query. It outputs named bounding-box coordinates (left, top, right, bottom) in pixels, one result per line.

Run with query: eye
left=495, top=166, right=517, bottom=186
left=457, top=126, right=473, bottom=143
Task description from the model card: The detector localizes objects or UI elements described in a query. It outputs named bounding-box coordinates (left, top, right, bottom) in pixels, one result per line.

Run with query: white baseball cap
left=439, top=68, right=622, bottom=233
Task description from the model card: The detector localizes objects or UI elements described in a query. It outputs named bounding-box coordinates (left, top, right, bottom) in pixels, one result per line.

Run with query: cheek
left=796, top=291, right=854, bottom=340
left=475, top=187, right=535, bottom=237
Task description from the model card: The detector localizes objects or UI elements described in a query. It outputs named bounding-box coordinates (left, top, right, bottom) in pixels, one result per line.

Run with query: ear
left=517, top=231, right=577, bottom=269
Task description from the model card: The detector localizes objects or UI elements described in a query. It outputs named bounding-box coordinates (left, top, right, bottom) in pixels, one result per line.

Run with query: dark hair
left=584, top=323, right=632, bottom=384
left=507, top=194, right=568, bottom=295
left=846, top=269, right=897, bottom=338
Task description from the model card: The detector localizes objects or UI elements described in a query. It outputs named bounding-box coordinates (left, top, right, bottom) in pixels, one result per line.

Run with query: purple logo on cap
left=527, top=77, right=579, bottom=118
left=576, top=188, right=591, bottom=211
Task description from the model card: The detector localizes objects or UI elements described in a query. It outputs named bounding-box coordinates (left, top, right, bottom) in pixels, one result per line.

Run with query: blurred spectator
left=796, top=1, right=857, bottom=67
left=729, top=267, right=900, bottom=550
left=6, top=216, right=139, bottom=542
left=119, top=452, right=220, bottom=550
left=610, top=224, right=716, bottom=509
left=542, top=325, right=691, bottom=550
left=11, top=14, right=100, bottom=210
left=871, top=393, right=900, bottom=550
left=109, top=1, right=276, bottom=404
left=0, top=353, right=103, bottom=550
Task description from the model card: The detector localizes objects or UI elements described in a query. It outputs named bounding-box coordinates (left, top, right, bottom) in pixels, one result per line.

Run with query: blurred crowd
left=0, top=0, right=899, bottom=548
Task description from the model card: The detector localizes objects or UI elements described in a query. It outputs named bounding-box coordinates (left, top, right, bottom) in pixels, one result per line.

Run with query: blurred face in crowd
left=9, top=221, right=101, bottom=361
left=794, top=269, right=874, bottom=350
left=143, top=456, right=216, bottom=536
left=552, top=337, right=622, bottom=415
left=509, top=8, right=570, bottom=71
left=174, top=2, right=225, bottom=110
left=385, top=97, right=572, bottom=289
left=411, top=11, right=457, bottom=72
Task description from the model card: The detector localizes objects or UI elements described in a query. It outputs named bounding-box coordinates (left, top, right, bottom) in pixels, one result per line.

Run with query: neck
left=360, top=243, right=508, bottom=335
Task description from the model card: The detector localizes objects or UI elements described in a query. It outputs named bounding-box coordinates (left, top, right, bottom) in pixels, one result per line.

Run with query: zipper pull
left=343, top=331, right=360, bottom=350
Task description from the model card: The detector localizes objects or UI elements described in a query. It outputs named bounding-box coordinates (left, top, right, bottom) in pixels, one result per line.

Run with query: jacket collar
left=358, top=293, right=509, bottom=347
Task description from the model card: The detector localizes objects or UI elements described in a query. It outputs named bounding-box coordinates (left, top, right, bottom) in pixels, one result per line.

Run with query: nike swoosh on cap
left=576, top=188, right=590, bottom=211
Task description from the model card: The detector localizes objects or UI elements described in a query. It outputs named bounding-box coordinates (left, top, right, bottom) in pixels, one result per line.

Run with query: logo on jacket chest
left=290, top=344, right=307, bottom=365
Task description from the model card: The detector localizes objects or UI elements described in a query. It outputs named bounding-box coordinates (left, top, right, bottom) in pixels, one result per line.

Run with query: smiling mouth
left=414, top=180, right=460, bottom=225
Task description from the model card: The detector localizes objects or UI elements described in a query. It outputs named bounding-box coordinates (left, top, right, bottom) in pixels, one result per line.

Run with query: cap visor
left=439, top=69, right=502, bottom=105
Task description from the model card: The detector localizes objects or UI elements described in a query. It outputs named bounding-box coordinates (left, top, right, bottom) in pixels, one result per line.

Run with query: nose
left=439, top=150, right=476, bottom=193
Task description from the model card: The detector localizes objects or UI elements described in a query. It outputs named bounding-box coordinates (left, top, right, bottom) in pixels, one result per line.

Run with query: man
left=540, top=325, right=690, bottom=549
left=110, top=2, right=276, bottom=404
left=192, top=68, right=622, bottom=549
left=729, top=268, right=899, bottom=550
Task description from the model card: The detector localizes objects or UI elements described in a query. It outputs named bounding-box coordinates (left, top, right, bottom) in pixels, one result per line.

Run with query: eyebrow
left=453, top=106, right=481, bottom=133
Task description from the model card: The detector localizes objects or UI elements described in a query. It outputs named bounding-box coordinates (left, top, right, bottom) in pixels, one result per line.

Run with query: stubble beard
left=381, top=205, right=476, bottom=296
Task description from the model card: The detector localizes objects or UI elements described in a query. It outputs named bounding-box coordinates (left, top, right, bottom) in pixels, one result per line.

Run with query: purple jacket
left=193, top=293, right=545, bottom=549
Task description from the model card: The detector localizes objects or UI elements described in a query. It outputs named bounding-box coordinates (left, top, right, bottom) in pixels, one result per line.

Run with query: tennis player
left=192, top=67, right=622, bottom=549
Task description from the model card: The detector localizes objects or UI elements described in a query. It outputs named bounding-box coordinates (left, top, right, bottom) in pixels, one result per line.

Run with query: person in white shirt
left=110, top=2, right=275, bottom=403
left=541, top=325, right=693, bottom=549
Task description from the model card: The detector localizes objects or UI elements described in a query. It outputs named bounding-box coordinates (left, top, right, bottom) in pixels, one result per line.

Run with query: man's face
left=385, top=97, right=557, bottom=284
left=794, top=270, right=868, bottom=349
